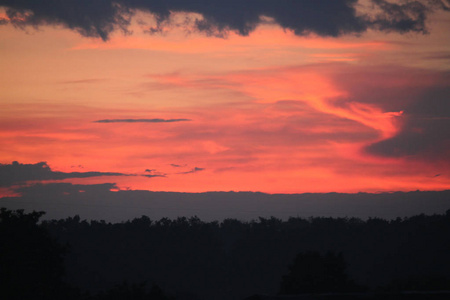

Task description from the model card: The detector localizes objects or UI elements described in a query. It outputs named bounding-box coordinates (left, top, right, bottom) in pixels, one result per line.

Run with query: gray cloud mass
left=365, top=85, right=450, bottom=162
left=0, top=161, right=132, bottom=187
left=0, top=0, right=448, bottom=40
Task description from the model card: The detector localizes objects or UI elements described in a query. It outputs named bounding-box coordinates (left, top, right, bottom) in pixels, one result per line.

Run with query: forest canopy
left=1, top=208, right=450, bottom=299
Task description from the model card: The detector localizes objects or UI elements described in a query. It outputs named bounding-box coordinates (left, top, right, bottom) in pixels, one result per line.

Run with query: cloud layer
left=2, top=182, right=449, bottom=222
left=94, top=118, right=191, bottom=123
left=1, top=0, right=448, bottom=40
left=365, top=85, right=450, bottom=162
left=177, top=167, right=205, bottom=175
left=356, top=70, right=450, bottom=163
left=0, top=161, right=132, bottom=187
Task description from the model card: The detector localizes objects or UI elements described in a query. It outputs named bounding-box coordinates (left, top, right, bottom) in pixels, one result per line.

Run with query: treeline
left=2, top=208, right=450, bottom=299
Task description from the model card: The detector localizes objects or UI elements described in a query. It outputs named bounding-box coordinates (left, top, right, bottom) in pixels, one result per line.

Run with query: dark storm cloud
left=93, top=118, right=191, bottom=123
left=365, top=85, right=450, bottom=161
left=0, top=161, right=131, bottom=187
left=369, top=0, right=448, bottom=33
left=1, top=0, right=448, bottom=40
left=0, top=0, right=132, bottom=41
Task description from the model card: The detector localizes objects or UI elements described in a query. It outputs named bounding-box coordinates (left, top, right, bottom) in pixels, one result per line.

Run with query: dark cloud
left=0, top=0, right=132, bottom=41
left=142, top=174, right=166, bottom=178
left=330, top=65, right=449, bottom=113
left=170, top=164, right=186, bottom=168
left=369, top=0, right=442, bottom=33
left=71, top=165, right=84, bottom=168
left=365, top=85, right=450, bottom=162
left=143, top=169, right=166, bottom=178
left=0, top=161, right=132, bottom=187
left=177, top=167, right=205, bottom=175
left=0, top=161, right=166, bottom=188
left=93, top=118, right=191, bottom=123
left=324, top=65, right=450, bottom=163
left=1, top=0, right=448, bottom=40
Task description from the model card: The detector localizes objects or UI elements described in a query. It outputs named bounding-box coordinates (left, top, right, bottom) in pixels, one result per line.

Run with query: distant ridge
left=1, top=186, right=449, bottom=222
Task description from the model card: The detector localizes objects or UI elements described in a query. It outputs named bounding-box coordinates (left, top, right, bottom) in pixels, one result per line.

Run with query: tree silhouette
left=279, top=251, right=362, bottom=294
left=92, top=282, right=175, bottom=300
left=0, top=208, right=68, bottom=300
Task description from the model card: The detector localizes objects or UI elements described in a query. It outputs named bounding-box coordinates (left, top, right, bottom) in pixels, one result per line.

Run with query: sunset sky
left=1, top=0, right=449, bottom=196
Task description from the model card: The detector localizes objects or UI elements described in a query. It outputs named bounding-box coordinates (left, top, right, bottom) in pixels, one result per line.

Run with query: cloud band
left=94, top=119, right=191, bottom=123
left=1, top=0, right=448, bottom=40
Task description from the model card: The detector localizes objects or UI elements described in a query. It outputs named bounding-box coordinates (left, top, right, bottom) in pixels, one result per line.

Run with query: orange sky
left=1, top=5, right=449, bottom=194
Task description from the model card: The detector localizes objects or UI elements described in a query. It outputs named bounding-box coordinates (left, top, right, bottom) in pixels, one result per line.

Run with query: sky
left=1, top=0, right=450, bottom=201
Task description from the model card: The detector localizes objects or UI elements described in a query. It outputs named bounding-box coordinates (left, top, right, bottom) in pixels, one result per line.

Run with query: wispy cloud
left=177, top=167, right=205, bottom=175
left=142, top=174, right=166, bottom=178
left=59, top=78, right=106, bottom=84
left=94, top=119, right=191, bottom=123
left=143, top=168, right=166, bottom=178
left=170, top=164, right=187, bottom=168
